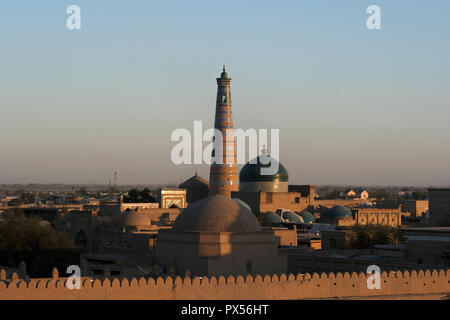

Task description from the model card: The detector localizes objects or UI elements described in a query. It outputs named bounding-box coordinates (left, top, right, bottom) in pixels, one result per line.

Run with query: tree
left=325, top=190, right=341, bottom=199
left=123, top=188, right=156, bottom=203
left=369, top=188, right=394, bottom=201
left=0, top=210, right=80, bottom=277
left=344, top=224, right=403, bottom=249
left=411, top=191, right=428, bottom=200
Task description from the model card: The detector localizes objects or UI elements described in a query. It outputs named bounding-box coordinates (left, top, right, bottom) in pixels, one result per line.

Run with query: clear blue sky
left=0, top=0, right=449, bottom=186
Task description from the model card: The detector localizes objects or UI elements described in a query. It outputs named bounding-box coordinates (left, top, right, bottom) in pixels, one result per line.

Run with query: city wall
left=0, top=268, right=449, bottom=300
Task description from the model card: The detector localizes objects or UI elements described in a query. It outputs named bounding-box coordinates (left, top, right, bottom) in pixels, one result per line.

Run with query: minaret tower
left=209, top=66, right=239, bottom=197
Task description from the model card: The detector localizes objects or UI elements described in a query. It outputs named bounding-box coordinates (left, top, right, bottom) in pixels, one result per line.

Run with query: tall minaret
left=209, top=66, right=239, bottom=197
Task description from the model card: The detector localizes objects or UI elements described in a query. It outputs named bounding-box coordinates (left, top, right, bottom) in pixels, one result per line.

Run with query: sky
left=0, top=0, right=449, bottom=187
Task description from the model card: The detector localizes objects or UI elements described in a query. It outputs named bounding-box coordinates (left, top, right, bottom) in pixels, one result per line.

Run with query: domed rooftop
left=122, top=210, right=150, bottom=227
left=232, top=198, right=252, bottom=213
left=299, top=210, right=316, bottom=224
left=239, top=154, right=289, bottom=183
left=172, top=195, right=261, bottom=232
left=323, top=206, right=353, bottom=219
left=262, top=211, right=283, bottom=226
left=39, top=220, right=51, bottom=227
left=220, top=65, right=229, bottom=79
left=281, top=211, right=303, bottom=224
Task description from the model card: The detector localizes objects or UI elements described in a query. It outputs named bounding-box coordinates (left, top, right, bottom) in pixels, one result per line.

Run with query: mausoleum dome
left=240, top=155, right=289, bottom=183
left=172, top=195, right=261, bottom=232
left=239, top=151, right=289, bottom=193
left=122, top=210, right=150, bottom=227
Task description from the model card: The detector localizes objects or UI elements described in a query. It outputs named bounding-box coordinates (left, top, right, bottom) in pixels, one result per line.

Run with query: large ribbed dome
left=172, top=195, right=261, bottom=232
left=240, top=155, right=289, bottom=183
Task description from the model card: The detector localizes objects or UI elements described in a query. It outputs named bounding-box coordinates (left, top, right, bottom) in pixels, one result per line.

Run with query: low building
left=354, top=206, right=403, bottom=227
left=179, top=172, right=209, bottom=204
left=156, top=195, right=287, bottom=277
left=345, top=189, right=369, bottom=200
left=232, top=191, right=313, bottom=216
left=402, top=227, right=450, bottom=266
left=401, top=200, right=429, bottom=217
left=428, top=188, right=450, bottom=227
left=319, top=205, right=403, bottom=227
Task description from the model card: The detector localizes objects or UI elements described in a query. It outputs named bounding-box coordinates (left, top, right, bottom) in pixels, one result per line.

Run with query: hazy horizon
left=0, top=182, right=443, bottom=190
left=1, top=1, right=449, bottom=186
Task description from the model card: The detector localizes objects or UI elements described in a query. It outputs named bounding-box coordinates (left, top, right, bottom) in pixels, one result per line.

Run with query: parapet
left=0, top=267, right=449, bottom=300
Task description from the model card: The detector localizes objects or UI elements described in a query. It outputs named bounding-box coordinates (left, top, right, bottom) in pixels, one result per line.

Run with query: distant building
left=345, top=189, right=369, bottom=200
left=63, top=189, right=187, bottom=273
left=353, top=206, right=403, bottom=226
left=428, top=188, right=450, bottom=227
left=155, top=189, right=187, bottom=209
left=346, top=190, right=356, bottom=198
left=402, top=227, right=450, bottom=266
left=401, top=199, right=429, bottom=218
left=319, top=205, right=403, bottom=227
left=233, top=191, right=314, bottom=219
left=179, top=172, right=209, bottom=204
left=398, top=190, right=413, bottom=197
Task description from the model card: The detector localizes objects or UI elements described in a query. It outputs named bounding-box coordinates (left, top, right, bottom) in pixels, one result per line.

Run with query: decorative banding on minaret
left=209, top=66, right=239, bottom=197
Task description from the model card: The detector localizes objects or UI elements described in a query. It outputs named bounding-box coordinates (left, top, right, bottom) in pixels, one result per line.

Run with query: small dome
left=240, top=155, right=289, bottom=183
left=282, top=211, right=304, bottom=224
left=172, top=195, right=261, bottom=232
left=324, top=206, right=352, bottom=219
left=220, top=65, right=229, bottom=79
left=39, top=220, right=51, bottom=227
left=122, top=210, right=150, bottom=227
left=262, top=211, right=283, bottom=226
left=299, top=210, right=316, bottom=224
left=232, top=198, right=252, bottom=213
